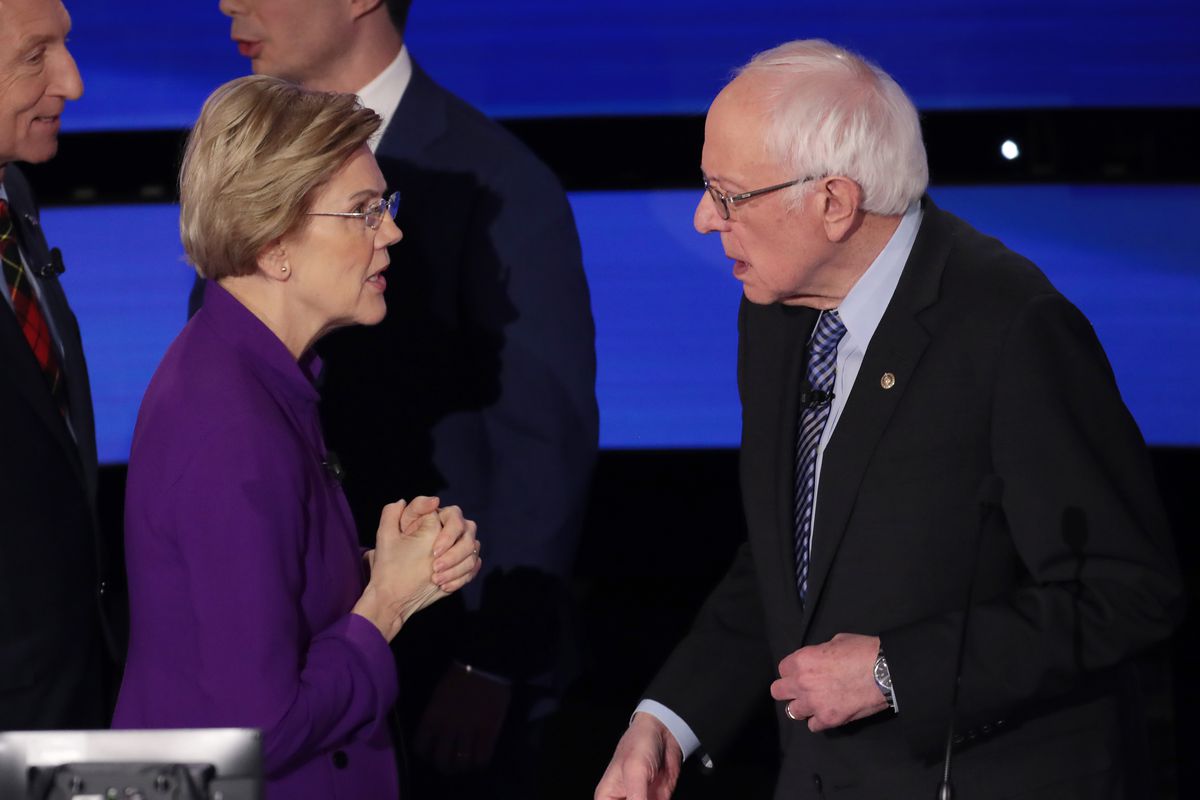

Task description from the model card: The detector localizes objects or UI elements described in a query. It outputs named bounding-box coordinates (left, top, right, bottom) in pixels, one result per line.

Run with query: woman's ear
left=256, top=239, right=292, bottom=282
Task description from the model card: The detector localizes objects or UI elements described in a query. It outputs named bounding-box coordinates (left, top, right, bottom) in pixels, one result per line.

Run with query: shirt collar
left=356, top=45, right=413, bottom=153
left=199, top=280, right=322, bottom=404
left=836, top=202, right=923, bottom=352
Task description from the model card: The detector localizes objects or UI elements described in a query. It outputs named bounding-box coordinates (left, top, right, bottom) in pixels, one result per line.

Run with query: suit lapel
left=800, top=200, right=955, bottom=637
left=770, top=306, right=817, bottom=627
left=41, top=269, right=98, bottom=504
left=0, top=192, right=90, bottom=496
left=375, top=62, right=448, bottom=162
left=739, top=299, right=817, bottom=638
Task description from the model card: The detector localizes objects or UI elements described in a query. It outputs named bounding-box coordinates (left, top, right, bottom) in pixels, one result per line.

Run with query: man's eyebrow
left=703, top=172, right=745, bottom=191
left=16, top=33, right=56, bottom=52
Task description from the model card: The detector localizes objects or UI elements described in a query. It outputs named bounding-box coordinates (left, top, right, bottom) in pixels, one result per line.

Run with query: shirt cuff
left=634, top=699, right=701, bottom=761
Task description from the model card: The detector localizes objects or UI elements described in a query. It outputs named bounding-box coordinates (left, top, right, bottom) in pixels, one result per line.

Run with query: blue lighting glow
left=39, top=185, right=1200, bottom=460
left=64, top=0, right=1200, bottom=132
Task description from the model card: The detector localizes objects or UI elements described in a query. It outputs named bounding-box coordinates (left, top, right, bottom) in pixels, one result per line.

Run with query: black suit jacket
left=0, top=165, right=114, bottom=729
left=646, top=199, right=1182, bottom=798
left=315, top=64, right=598, bottom=688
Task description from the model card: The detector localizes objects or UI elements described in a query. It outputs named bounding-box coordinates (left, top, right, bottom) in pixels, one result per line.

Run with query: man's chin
left=14, top=139, right=61, bottom=166
left=740, top=285, right=776, bottom=307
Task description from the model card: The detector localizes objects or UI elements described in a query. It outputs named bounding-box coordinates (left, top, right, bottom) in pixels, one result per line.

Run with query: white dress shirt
left=355, top=46, right=414, bottom=152
left=811, top=202, right=922, bottom=532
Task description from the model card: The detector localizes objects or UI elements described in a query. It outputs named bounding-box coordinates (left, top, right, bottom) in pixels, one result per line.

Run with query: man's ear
left=350, top=0, right=386, bottom=21
left=256, top=239, right=292, bottom=282
left=818, top=177, right=863, bottom=243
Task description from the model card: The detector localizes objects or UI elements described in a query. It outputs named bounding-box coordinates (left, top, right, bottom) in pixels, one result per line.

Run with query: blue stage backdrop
left=40, top=186, right=1200, bottom=462
left=65, top=0, right=1200, bottom=131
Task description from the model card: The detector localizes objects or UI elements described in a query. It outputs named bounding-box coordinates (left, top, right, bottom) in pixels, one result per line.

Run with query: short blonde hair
left=180, top=75, right=381, bottom=280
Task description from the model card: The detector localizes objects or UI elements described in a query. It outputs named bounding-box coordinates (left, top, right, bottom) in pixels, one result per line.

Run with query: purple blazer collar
left=199, top=280, right=322, bottom=405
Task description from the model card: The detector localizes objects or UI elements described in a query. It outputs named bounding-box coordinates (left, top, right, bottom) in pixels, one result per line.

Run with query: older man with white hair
left=0, top=0, right=118, bottom=731
left=596, top=39, right=1181, bottom=800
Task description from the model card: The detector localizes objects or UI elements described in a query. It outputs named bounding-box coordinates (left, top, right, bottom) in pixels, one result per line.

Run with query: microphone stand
left=936, top=475, right=1004, bottom=800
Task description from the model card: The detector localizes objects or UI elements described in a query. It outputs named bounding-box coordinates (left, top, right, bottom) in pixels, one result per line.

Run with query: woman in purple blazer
left=113, top=76, right=482, bottom=800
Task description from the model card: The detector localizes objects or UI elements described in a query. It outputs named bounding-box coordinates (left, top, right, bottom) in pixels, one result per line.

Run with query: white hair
left=736, top=39, right=928, bottom=216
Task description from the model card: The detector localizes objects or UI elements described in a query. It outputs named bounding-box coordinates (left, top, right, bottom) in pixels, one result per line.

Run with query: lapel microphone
left=36, top=248, right=66, bottom=279
left=322, top=451, right=345, bottom=484
left=14, top=210, right=65, bottom=278
left=800, top=388, right=834, bottom=408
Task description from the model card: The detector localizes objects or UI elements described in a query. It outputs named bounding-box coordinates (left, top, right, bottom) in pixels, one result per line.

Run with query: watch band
left=874, top=648, right=896, bottom=711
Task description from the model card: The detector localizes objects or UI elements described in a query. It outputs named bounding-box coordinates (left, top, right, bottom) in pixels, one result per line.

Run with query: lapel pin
left=880, top=372, right=896, bottom=390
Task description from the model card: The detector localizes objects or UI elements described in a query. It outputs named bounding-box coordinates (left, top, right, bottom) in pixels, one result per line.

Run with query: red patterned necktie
left=0, top=198, right=67, bottom=414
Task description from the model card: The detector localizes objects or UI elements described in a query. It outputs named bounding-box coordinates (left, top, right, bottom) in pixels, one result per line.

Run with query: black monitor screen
left=0, top=729, right=262, bottom=800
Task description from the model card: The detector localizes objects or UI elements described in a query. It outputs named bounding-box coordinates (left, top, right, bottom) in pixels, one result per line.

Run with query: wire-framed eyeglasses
left=702, top=175, right=821, bottom=220
left=307, top=191, right=400, bottom=230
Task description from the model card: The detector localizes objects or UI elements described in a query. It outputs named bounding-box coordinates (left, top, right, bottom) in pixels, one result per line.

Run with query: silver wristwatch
left=874, top=648, right=896, bottom=711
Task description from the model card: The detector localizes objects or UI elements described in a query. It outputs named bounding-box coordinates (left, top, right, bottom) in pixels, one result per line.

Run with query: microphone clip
left=800, top=388, right=834, bottom=409
left=36, top=247, right=66, bottom=279
left=322, top=451, right=345, bottom=484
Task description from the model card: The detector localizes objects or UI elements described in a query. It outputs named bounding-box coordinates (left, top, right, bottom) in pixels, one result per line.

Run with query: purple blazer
left=113, top=282, right=399, bottom=800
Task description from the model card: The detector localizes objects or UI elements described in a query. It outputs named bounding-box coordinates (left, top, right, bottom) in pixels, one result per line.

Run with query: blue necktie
left=794, top=310, right=847, bottom=603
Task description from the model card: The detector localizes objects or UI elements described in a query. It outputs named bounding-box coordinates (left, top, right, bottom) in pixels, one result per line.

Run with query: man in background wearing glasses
left=208, top=2, right=598, bottom=798
left=596, top=39, right=1180, bottom=800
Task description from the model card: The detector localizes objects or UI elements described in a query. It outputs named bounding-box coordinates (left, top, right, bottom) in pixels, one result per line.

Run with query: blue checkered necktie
left=794, top=309, right=847, bottom=604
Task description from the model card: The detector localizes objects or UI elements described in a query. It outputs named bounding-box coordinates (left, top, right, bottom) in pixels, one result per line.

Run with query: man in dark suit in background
left=212, top=1, right=598, bottom=796
left=596, top=39, right=1182, bottom=799
left=0, top=0, right=118, bottom=730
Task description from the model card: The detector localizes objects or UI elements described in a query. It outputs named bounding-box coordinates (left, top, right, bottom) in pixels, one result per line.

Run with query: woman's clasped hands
left=355, top=496, right=481, bottom=642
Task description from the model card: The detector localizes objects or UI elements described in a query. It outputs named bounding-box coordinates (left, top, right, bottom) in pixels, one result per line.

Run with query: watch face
left=874, top=654, right=893, bottom=690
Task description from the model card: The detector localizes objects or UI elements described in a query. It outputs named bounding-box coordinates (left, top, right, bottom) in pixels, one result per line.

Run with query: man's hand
left=415, top=662, right=513, bottom=774
left=770, top=633, right=888, bottom=732
left=595, top=712, right=682, bottom=800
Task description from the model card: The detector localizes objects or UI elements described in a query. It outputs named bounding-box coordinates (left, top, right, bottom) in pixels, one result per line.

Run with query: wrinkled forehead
left=703, top=76, right=776, bottom=172
left=0, top=0, right=70, bottom=44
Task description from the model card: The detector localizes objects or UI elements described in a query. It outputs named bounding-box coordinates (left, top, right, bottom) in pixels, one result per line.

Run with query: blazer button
left=332, top=750, right=349, bottom=769
left=98, top=580, right=107, bottom=597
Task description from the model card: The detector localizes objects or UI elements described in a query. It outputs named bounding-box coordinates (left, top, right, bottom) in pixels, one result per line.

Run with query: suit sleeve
left=881, top=292, right=1183, bottom=750
left=641, top=299, right=779, bottom=758
left=165, top=416, right=397, bottom=778
left=643, top=541, right=777, bottom=759
left=436, top=164, right=598, bottom=679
